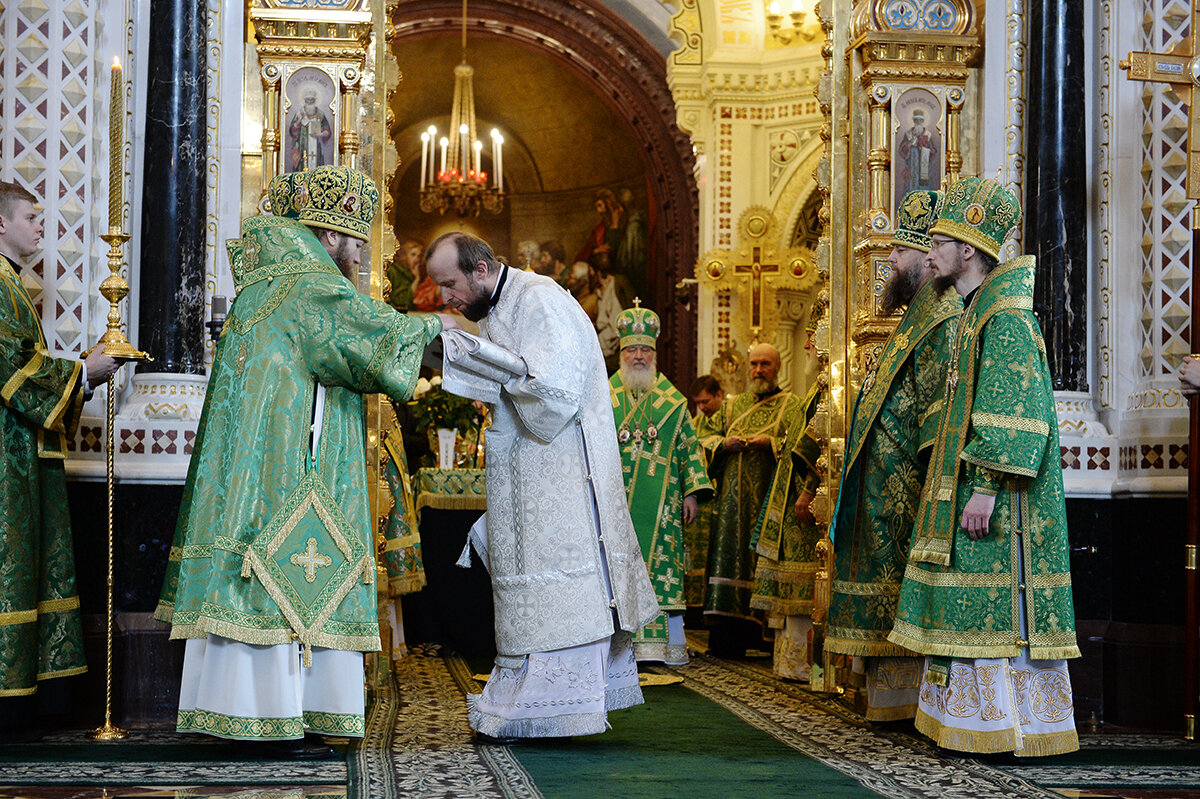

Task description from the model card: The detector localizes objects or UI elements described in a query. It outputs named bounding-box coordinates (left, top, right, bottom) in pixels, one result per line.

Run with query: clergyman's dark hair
left=426, top=232, right=500, bottom=276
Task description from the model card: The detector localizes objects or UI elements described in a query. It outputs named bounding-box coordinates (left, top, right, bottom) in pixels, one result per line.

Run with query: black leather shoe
left=248, top=733, right=336, bottom=760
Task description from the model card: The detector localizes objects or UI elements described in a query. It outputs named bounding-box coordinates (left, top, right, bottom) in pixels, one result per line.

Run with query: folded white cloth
left=438, top=329, right=527, bottom=404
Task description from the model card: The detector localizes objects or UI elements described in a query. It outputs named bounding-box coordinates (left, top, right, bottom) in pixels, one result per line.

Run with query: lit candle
left=459, top=124, right=469, bottom=178
left=420, top=131, right=429, bottom=188
left=109, top=57, right=123, bottom=229
left=426, top=125, right=437, bottom=183
left=490, top=129, right=500, bottom=189
left=440, top=136, right=448, bottom=176
left=496, top=132, right=504, bottom=191
left=473, top=140, right=482, bottom=176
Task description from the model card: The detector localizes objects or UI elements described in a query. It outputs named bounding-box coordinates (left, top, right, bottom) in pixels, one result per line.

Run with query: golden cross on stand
left=1122, top=18, right=1200, bottom=741
left=732, top=246, right=781, bottom=338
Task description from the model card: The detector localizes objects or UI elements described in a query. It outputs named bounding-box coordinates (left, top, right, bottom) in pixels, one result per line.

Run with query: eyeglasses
left=929, top=237, right=960, bottom=249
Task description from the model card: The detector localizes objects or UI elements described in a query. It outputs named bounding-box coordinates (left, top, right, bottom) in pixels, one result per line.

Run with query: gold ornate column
left=845, top=2, right=981, bottom=396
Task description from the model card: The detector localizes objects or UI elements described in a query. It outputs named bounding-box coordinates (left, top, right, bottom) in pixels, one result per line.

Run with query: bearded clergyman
left=703, top=342, right=807, bottom=657
left=890, top=177, right=1079, bottom=756
left=425, top=232, right=659, bottom=741
left=609, top=304, right=712, bottom=664
left=825, top=189, right=962, bottom=722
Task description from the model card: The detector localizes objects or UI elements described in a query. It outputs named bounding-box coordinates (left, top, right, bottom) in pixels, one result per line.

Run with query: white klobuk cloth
left=178, top=636, right=365, bottom=739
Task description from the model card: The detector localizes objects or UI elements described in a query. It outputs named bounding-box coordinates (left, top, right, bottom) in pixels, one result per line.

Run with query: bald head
left=747, top=343, right=780, bottom=394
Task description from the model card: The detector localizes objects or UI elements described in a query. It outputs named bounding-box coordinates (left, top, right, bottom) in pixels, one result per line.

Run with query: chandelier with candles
left=418, top=0, right=504, bottom=217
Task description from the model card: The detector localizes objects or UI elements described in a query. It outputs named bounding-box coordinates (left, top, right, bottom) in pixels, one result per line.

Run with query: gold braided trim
left=750, top=560, right=819, bottom=577
left=170, top=612, right=381, bottom=651
left=902, top=565, right=1012, bottom=589
left=0, top=596, right=79, bottom=627
left=180, top=543, right=217, bottom=559
left=709, top=577, right=754, bottom=589
left=1028, top=572, right=1073, bottom=589
left=0, top=686, right=37, bottom=697
left=888, top=622, right=1022, bottom=658
left=0, top=610, right=36, bottom=626
left=382, top=533, right=420, bottom=552
left=2, top=349, right=43, bottom=402
left=44, top=360, right=81, bottom=434
left=832, top=580, right=900, bottom=596
left=153, top=601, right=174, bottom=623
left=227, top=274, right=303, bottom=334
left=927, top=220, right=1002, bottom=260
left=959, top=451, right=1039, bottom=478
left=970, top=412, right=1049, bottom=437
left=37, top=664, right=86, bottom=681
left=167, top=546, right=184, bottom=563
left=38, top=596, right=79, bottom=613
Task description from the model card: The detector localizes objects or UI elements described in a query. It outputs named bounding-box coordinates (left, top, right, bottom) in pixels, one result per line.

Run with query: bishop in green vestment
left=825, top=189, right=962, bottom=721
left=610, top=306, right=712, bottom=664
left=0, top=182, right=119, bottom=722
left=704, top=343, right=806, bottom=654
left=156, top=168, right=449, bottom=748
left=890, top=177, right=1079, bottom=757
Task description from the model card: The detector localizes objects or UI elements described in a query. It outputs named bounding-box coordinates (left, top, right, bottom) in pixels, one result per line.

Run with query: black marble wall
left=1025, top=0, right=1089, bottom=392
left=136, top=0, right=207, bottom=375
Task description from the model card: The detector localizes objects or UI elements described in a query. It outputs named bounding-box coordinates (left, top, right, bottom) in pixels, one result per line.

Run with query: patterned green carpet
left=1, top=651, right=1196, bottom=798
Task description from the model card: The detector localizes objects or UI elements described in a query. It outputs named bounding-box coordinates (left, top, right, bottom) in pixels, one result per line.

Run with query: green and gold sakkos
left=825, top=282, right=962, bottom=657
left=704, top=389, right=807, bottom=621
left=155, top=215, right=440, bottom=656
left=610, top=371, right=712, bottom=654
left=890, top=256, right=1079, bottom=661
left=0, top=253, right=88, bottom=695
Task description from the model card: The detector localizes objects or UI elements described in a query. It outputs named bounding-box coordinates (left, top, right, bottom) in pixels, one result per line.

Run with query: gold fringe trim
left=886, top=628, right=1021, bottom=660
left=906, top=545, right=951, bottom=567
left=915, top=709, right=1018, bottom=753
left=388, top=574, right=427, bottom=596
left=1014, top=728, right=1080, bottom=757
left=415, top=494, right=487, bottom=513
left=823, top=635, right=916, bottom=658
left=167, top=613, right=381, bottom=652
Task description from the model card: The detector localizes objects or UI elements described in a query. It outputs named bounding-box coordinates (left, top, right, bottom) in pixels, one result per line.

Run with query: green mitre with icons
left=265, top=171, right=308, bottom=220
left=890, top=189, right=943, bottom=253
left=929, top=176, right=1021, bottom=260
left=616, top=299, right=661, bottom=349
left=297, top=165, right=380, bottom=240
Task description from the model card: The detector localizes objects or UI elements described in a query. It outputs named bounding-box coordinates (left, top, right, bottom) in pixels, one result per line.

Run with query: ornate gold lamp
left=417, top=0, right=504, bottom=217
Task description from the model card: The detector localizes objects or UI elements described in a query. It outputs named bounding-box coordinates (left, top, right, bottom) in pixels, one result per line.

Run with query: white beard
left=746, top=377, right=778, bottom=395
left=619, top=361, right=657, bottom=394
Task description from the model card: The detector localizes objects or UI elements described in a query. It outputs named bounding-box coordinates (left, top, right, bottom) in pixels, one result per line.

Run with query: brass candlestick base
left=85, top=230, right=149, bottom=361
left=89, top=721, right=129, bottom=741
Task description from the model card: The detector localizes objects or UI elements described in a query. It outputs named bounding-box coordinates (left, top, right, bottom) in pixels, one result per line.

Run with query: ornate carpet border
left=348, top=667, right=399, bottom=799
left=655, top=655, right=1062, bottom=799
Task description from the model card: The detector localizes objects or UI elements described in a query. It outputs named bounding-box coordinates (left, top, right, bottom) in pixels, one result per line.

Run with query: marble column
left=1025, top=0, right=1087, bottom=391
left=136, top=0, right=207, bottom=375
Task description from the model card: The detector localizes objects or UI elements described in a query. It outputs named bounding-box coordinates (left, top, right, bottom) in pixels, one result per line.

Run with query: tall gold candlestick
left=109, top=59, right=123, bottom=230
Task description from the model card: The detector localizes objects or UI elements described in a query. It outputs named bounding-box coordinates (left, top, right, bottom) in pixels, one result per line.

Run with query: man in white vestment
left=426, top=232, right=660, bottom=740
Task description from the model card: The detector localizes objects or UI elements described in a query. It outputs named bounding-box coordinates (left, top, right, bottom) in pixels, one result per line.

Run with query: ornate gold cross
left=1122, top=22, right=1200, bottom=197
left=732, top=247, right=781, bottom=332
left=290, top=537, right=332, bottom=583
